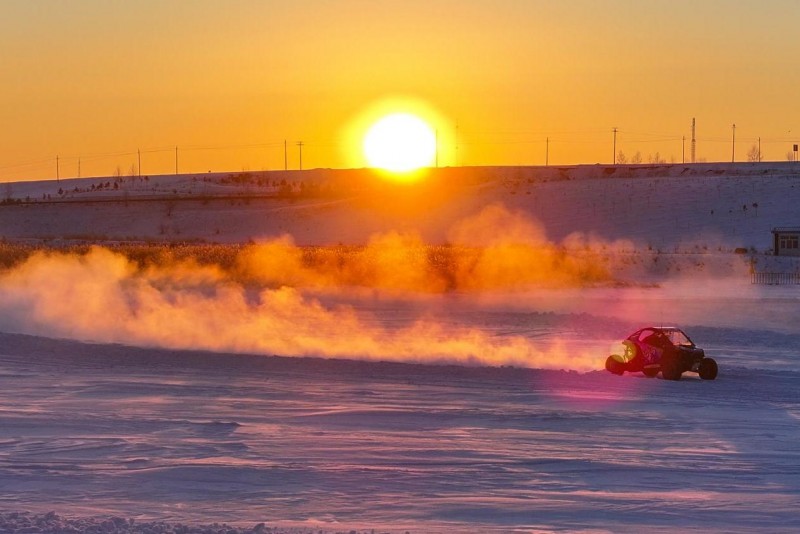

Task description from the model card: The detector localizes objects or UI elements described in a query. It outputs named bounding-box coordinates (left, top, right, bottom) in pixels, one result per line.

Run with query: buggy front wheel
left=698, top=358, right=718, bottom=380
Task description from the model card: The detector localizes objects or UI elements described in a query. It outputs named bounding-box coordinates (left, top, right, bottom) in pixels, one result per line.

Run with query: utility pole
left=284, top=140, right=287, bottom=171
left=297, top=141, right=304, bottom=170
left=546, top=136, right=549, bottom=166
left=691, top=118, right=696, bottom=163
left=731, top=124, right=736, bottom=163
left=612, top=127, right=618, bottom=164
left=435, top=129, right=439, bottom=168
left=455, top=121, right=459, bottom=166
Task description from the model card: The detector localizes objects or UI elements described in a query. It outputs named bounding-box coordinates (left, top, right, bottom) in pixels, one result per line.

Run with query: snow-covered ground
left=1, top=163, right=799, bottom=533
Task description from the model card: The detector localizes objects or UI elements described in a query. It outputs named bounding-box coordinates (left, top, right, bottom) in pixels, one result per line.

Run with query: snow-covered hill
left=2, top=163, right=799, bottom=251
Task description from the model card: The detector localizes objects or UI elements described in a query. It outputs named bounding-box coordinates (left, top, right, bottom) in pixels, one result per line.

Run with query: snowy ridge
left=2, top=162, right=800, bottom=249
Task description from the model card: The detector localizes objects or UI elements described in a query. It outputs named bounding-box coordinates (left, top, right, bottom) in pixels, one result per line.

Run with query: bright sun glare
left=363, top=113, right=436, bottom=173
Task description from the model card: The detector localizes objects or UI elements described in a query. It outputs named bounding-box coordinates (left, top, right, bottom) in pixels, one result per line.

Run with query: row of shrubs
left=0, top=241, right=615, bottom=292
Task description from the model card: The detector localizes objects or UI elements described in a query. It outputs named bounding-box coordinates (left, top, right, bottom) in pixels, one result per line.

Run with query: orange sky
left=2, top=0, right=800, bottom=181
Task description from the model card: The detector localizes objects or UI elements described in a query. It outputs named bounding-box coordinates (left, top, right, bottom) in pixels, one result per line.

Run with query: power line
left=5, top=127, right=800, bottom=182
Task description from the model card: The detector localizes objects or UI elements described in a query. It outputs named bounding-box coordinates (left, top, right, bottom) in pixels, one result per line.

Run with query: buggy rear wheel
left=698, top=358, right=718, bottom=380
left=605, top=355, right=625, bottom=375
left=660, top=356, right=682, bottom=381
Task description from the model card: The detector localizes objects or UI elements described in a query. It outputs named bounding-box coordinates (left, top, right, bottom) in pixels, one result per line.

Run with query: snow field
left=1, top=164, right=799, bottom=532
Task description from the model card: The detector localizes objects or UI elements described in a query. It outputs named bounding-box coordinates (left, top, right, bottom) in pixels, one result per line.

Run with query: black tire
left=605, top=356, right=625, bottom=375
left=698, top=358, right=718, bottom=380
left=660, top=356, right=682, bottom=381
left=642, top=367, right=659, bottom=378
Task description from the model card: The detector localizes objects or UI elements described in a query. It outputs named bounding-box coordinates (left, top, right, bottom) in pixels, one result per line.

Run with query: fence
left=751, top=272, right=800, bottom=285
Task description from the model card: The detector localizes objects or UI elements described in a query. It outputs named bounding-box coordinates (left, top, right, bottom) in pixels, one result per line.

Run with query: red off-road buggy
left=605, top=327, right=718, bottom=381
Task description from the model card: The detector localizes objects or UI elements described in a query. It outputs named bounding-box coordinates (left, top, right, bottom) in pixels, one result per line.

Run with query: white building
left=772, top=227, right=800, bottom=257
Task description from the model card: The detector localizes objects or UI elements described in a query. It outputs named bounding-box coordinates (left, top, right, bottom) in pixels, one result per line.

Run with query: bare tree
left=631, top=151, right=642, bottom=164
left=747, top=144, right=760, bottom=162
left=617, top=151, right=627, bottom=164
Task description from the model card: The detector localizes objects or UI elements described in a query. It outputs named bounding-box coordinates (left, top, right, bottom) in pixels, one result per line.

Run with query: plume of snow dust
left=0, top=204, right=651, bottom=370
left=235, top=203, right=618, bottom=293
left=235, top=232, right=450, bottom=293
left=0, top=246, right=607, bottom=371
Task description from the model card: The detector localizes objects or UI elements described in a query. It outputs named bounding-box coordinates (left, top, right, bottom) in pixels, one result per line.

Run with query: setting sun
left=363, top=113, right=437, bottom=173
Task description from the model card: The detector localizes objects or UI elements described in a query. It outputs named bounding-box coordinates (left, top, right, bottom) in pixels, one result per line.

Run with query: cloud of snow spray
left=0, top=204, right=659, bottom=371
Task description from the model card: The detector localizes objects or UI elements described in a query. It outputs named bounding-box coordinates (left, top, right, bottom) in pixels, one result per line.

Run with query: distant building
left=772, top=227, right=800, bottom=256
